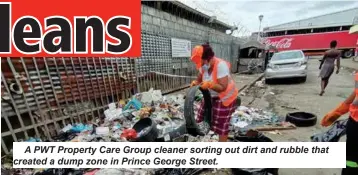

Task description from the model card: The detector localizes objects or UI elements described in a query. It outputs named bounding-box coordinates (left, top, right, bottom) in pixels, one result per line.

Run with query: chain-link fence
left=1, top=2, right=245, bottom=154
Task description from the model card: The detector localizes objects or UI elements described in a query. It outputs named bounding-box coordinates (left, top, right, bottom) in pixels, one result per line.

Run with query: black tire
left=300, top=76, right=307, bottom=83
left=285, top=112, right=317, bottom=127
left=342, top=50, right=353, bottom=58
left=184, top=86, right=212, bottom=136
left=132, top=118, right=159, bottom=142
left=265, top=79, right=273, bottom=84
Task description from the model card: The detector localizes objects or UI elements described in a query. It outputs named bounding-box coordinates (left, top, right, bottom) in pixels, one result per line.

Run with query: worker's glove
left=200, top=81, right=214, bottom=90
left=321, top=102, right=350, bottom=127
left=190, top=80, right=199, bottom=87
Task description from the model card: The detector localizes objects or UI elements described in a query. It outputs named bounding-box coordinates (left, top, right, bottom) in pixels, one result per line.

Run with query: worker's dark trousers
left=342, top=117, right=358, bottom=175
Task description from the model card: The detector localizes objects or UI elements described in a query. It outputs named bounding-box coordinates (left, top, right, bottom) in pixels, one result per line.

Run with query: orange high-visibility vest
left=199, top=57, right=238, bottom=107
left=349, top=73, right=358, bottom=122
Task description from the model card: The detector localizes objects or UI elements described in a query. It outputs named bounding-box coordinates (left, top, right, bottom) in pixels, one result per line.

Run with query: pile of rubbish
left=18, top=88, right=283, bottom=144
left=21, top=88, right=187, bottom=143
left=230, top=106, right=281, bottom=131
left=2, top=88, right=285, bottom=175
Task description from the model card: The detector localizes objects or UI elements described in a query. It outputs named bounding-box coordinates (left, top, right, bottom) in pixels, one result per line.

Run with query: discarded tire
left=132, top=118, right=159, bottom=142
left=285, top=112, right=317, bottom=127
left=184, top=85, right=212, bottom=136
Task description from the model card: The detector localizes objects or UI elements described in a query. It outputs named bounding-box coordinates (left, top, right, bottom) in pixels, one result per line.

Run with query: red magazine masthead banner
left=0, top=0, right=141, bottom=57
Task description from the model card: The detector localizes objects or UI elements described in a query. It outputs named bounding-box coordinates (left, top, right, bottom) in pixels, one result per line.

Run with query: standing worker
left=190, top=44, right=238, bottom=142
left=319, top=40, right=341, bottom=96
left=321, top=73, right=358, bottom=174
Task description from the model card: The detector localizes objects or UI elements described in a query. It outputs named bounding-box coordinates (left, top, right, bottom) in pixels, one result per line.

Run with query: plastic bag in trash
left=311, top=118, right=348, bottom=142
left=25, top=137, right=42, bottom=142
left=71, top=123, right=93, bottom=133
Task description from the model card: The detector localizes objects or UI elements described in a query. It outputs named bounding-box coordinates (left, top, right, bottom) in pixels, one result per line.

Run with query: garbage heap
left=2, top=88, right=284, bottom=175
left=55, top=88, right=188, bottom=142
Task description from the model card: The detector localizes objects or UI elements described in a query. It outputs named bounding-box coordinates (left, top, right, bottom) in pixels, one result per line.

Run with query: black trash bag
left=231, top=130, right=279, bottom=175
left=51, top=132, right=77, bottom=142
left=311, top=118, right=348, bottom=142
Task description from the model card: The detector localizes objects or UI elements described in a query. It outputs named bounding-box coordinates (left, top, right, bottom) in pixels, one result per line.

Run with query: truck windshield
left=271, top=51, right=304, bottom=60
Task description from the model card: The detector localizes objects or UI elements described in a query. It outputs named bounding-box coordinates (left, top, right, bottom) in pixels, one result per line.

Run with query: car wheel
left=342, top=50, right=353, bottom=58
left=301, top=76, right=307, bottom=83
left=265, top=79, right=273, bottom=84
left=285, top=112, right=317, bottom=127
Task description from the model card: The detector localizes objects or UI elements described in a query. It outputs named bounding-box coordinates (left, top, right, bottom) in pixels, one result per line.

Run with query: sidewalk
left=340, top=58, right=358, bottom=70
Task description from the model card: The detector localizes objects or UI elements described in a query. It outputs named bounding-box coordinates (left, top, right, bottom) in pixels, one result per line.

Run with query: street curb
left=238, top=73, right=264, bottom=93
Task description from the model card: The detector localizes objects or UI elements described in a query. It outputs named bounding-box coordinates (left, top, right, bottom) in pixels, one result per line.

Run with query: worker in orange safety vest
left=321, top=73, right=358, bottom=174
left=190, top=44, right=238, bottom=142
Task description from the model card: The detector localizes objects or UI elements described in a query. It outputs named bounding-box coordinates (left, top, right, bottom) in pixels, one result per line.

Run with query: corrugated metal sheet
left=264, top=7, right=358, bottom=32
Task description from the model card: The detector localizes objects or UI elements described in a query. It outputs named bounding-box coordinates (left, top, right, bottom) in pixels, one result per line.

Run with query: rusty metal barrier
left=1, top=57, right=137, bottom=154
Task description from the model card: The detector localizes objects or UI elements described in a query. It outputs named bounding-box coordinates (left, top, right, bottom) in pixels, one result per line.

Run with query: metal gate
left=1, top=57, right=136, bottom=154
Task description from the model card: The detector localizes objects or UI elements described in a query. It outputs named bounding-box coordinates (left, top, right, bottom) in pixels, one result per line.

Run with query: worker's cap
left=190, top=45, right=203, bottom=69
left=191, top=45, right=203, bottom=61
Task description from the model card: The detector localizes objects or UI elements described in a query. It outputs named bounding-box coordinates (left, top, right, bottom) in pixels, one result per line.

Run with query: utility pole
left=258, top=15, right=264, bottom=41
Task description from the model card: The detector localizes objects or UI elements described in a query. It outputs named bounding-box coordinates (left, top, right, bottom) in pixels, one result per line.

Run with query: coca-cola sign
left=262, top=31, right=356, bottom=51
left=263, top=38, right=294, bottom=49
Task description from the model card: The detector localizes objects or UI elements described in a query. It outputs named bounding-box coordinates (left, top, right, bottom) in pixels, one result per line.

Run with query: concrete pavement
left=240, top=59, right=355, bottom=175
left=340, top=57, right=358, bottom=70
left=309, top=55, right=358, bottom=70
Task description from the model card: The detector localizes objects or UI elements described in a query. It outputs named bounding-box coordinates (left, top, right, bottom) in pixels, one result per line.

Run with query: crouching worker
left=321, top=73, right=358, bottom=175
left=190, top=44, right=238, bottom=142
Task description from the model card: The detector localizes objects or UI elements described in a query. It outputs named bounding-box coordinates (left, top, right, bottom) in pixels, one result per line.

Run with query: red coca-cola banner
left=262, top=31, right=358, bottom=51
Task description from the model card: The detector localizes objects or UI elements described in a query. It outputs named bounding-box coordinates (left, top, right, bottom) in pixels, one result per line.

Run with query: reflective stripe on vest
left=347, top=160, right=358, bottom=168
left=349, top=73, right=358, bottom=122
left=201, top=57, right=238, bottom=106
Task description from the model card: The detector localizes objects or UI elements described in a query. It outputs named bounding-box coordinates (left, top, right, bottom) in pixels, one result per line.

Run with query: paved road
left=240, top=58, right=355, bottom=175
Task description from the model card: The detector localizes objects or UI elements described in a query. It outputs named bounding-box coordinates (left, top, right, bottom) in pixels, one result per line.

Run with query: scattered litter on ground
left=281, top=105, right=298, bottom=110
left=255, top=80, right=265, bottom=88
left=311, top=119, right=348, bottom=142
left=253, top=122, right=296, bottom=131
left=3, top=88, right=287, bottom=175
left=267, top=130, right=282, bottom=135
left=230, top=106, right=283, bottom=131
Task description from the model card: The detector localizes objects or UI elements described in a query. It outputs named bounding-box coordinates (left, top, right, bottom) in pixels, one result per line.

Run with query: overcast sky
left=179, top=1, right=358, bottom=36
